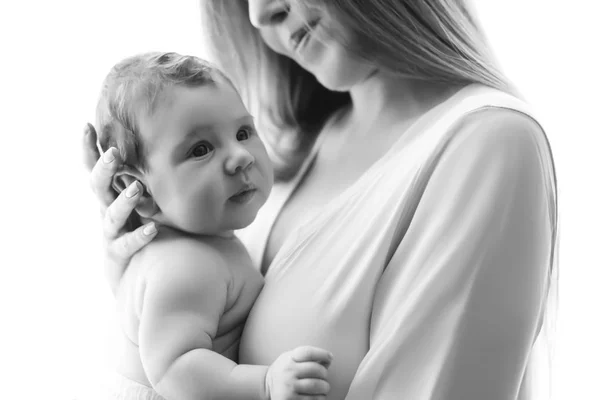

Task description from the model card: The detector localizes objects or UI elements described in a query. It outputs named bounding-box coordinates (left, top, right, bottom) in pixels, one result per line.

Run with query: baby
left=95, top=52, right=332, bottom=400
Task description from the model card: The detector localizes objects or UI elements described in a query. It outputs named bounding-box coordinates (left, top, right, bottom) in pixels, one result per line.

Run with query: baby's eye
left=236, top=127, right=253, bottom=141
left=190, top=142, right=214, bottom=158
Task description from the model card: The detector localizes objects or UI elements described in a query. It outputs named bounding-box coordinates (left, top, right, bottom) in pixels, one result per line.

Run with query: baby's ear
left=113, top=166, right=159, bottom=218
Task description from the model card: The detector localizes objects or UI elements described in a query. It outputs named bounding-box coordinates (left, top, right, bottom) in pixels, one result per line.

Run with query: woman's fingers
left=83, top=123, right=101, bottom=171
left=108, top=222, right=158, bottom=262
left=104, top=222, right=158, bottom=292
left=103, top=181, right=143, bottom=239
left=90, top=147, right=122, bottom=210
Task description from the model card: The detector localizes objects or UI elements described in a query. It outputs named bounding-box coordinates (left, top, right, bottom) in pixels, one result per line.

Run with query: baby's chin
left=167, top=213, right=260, bottom=238
left=221, top=212, right=261, bottom=233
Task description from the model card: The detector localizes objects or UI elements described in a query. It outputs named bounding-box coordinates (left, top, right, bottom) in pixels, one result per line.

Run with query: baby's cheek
left=183, top=188, right=222, bottom=233
left=156, top=183, right=200, bottom=232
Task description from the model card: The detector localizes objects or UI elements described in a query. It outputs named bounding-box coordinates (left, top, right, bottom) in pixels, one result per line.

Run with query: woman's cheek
left=259, top=28, right=291, bottom=57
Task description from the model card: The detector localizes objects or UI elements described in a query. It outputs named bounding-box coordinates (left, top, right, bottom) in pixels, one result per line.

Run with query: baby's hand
left=266, top=346, right=332, bottom=400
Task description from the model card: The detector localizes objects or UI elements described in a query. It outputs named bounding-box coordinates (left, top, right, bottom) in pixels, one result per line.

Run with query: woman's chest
left=240, top=254, right=375, bottom=400
left=240, top=152, right=427, bottom=400
left=263, top=130, right=407, bottom=269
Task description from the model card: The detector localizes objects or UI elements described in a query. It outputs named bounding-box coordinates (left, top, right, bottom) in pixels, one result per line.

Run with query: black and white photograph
left=2, top=0, right=598, bottom=399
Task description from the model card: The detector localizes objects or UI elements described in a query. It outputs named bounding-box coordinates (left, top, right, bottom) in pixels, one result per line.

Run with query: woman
left=84, top=1, right=558, bottom=399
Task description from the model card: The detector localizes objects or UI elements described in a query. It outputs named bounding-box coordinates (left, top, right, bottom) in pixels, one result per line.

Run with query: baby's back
left=114, top=229, right=264, bottom=387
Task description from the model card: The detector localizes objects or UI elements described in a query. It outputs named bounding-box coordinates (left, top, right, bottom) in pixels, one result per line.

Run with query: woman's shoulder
left=428, top=84, right=545, bottom=151
left=405, top=102, right=553, bottom=207
left=451, top=106, right=547, bottom=155
left=415, top=104, right=556, bottom=230
left=404, top=85, right=552, bottom=170
left=426, top=105, right=557, bottom=215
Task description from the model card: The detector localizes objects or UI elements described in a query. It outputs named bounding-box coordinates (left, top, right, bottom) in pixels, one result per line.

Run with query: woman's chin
left=313, top=65, right=378, bottom=93
left=313, top=72, right=354, bottom=92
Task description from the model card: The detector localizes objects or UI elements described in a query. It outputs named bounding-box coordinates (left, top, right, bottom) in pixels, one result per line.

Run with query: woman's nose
left=248, top=0, right=289, bottom=28
left=224, top=144, right=255, bottom=175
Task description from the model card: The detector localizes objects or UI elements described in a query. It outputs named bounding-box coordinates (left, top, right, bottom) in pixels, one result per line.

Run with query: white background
left=1, top=1, right=598, bottom=399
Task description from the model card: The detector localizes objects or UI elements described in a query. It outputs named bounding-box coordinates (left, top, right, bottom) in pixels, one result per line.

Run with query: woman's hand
left=83, top=123, right=158, bottom=293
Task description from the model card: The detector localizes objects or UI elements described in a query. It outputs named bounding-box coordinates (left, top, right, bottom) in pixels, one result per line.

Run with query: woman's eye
left=236, top=128, right=252, bottom=141
left=190, top=142, right=214, bottom=158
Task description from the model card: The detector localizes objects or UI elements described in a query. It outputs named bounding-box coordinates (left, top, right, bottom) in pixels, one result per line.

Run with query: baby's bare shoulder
left=137, top=234, right=231, bottom=293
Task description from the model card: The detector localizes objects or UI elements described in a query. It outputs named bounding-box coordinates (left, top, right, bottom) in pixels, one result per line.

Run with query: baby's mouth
left=229, top=184, right=257, bottom=204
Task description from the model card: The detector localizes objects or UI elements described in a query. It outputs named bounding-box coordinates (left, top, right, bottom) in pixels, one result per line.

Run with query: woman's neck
left=346, top=72, right=462, bottom=135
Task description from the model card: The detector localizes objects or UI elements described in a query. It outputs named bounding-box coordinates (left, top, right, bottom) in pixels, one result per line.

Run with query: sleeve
left=344, top=110, right=557, bottom=400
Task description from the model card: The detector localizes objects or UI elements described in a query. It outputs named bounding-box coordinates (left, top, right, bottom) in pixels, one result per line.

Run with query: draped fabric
left=237, top=85, right=558, bottom=400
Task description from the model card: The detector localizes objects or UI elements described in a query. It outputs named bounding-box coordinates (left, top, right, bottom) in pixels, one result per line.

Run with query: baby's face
left=138, top=82, right=274, bottom=236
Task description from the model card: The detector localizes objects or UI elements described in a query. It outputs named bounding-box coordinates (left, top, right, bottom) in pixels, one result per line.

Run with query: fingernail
left=143, top=223, right=157, bottom=236
left=103, top=148, right=116, bottom=163
left=328, top=352, right=334, bottom=359
left=125, top=181, right=140, bottom=198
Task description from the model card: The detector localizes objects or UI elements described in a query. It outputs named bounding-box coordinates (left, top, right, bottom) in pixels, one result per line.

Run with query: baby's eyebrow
left=235, top=114, right=255, bottom=124
left=184, top=124, right=216, bottom=138
left=185, top=115, right=253, bottom=137
left=180, top=114, right=255, bottom=144
left=171, top=126, right=215, bottom=156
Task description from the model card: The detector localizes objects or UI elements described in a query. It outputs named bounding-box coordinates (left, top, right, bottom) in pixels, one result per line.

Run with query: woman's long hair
left=199, top=2, right=557, bottom=394
left=200, top=0, right=514, bottom=180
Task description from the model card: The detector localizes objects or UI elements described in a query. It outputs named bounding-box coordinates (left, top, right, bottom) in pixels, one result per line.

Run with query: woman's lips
left=290, top=18, right=320, bottom=50
left=291, top=27, right=308, bottom=49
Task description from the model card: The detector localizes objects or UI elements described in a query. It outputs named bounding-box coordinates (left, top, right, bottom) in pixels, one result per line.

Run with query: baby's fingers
left=291, top=346, right=333, bottom=365
left=294, top=379, right=330, bottom=396
left=294, top=397, right=326, bottom=400
left=294, top=362, right=328, bottom=380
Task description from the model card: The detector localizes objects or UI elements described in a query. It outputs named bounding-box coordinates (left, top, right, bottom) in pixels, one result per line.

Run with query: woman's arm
left=346, top=110, right=557, bottom=400
left=83, top=123, right=158, bottom=294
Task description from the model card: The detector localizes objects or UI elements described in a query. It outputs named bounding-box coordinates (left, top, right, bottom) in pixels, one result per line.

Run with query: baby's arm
left=139, top=240, right=332, bottom=400
left=139, top=240, right=266, bottom=399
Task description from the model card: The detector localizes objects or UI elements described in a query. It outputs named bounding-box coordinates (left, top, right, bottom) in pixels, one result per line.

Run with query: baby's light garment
left=109, top=373, right=166, bottom=400
left=237, top=84, right=557, bottom=400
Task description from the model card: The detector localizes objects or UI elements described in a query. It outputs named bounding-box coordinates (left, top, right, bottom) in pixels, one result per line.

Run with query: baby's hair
left=96, top=51, right=232, bottom=171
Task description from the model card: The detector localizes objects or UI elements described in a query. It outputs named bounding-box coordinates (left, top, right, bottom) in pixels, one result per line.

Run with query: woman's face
left=247, top=0, right=376, bottom=91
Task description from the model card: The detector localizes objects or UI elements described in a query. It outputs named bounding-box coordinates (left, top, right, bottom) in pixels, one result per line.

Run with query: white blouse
left=237, top=84, right=558, bottom=400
